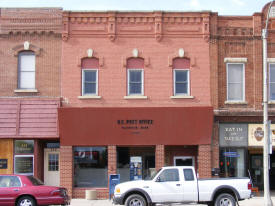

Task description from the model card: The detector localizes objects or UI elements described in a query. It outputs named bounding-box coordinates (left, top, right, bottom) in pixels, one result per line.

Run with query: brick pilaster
left=198, top=144, right=212, bottom=178
left=60, top=146, right=73, bottom=198
left=212, top=122, right=220, bottom=169
left=108, top=145, right=117, bottom=176
left=155, top=145, right=165, bottom=170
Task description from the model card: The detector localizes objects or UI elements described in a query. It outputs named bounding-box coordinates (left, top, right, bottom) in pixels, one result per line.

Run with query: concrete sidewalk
left=70, top=196, right=275, bottom=206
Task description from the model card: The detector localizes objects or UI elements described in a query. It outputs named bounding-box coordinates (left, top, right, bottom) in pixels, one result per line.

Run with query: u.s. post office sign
left=248, top=124, right=275, bottom=146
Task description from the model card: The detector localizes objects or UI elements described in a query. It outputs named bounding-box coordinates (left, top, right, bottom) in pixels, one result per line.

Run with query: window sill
left=268, top=101, right=275, bottom=104
left=170, top=95, right=194, bottom=99
left=224, top=101, right=247, bottom=105
left=14, top=89, right=38, bottom=93
left=124, top=95, right=148, bottom=99
left=78, top=95, right=101, bottom=99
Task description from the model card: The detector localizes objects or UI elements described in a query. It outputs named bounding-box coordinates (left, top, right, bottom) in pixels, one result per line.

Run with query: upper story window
left=18, top=51, right=35, bottom=89
left=226, top=63, right=245, bottom=102
left=269, top=64, right=275, bottom=101
left=81, top=58, right=99, bottom=96
left=173, top=58, right=190, bottom=96
left=127, top=58, right=144, bottom=96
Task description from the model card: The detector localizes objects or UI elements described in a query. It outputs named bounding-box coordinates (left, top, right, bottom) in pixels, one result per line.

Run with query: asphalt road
left=70, top=196, right=275, bottom=206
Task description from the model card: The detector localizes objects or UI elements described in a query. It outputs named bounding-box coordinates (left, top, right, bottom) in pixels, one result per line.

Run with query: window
left=158, top=169, right=179, bottom=182
left=81, top=58, right=99, bottom=96
left=48, top=154, right=59, bottom=171
left=183, top=169, right=194, bottom=181
left=18, top=51, right=35, bottom=89
left=227, top=63, right=245, bottom=101
left=82, top=69, right=98, bottom=95
left=269, top=64, right=275, bottom=100
left=74, top=147, right=108, bottom=187
left=0, top=176, right=21, bottom=187
left=127, top=69, right=144, bottom=95
left=14, top=140, right=34, bottom=175
left=219, top=148, right=246, bottom=177
left=174, top=70, right=189, bottom=95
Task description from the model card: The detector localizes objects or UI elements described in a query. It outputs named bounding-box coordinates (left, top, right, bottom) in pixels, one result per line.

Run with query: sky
left=0, top=0, right=272, bottom=16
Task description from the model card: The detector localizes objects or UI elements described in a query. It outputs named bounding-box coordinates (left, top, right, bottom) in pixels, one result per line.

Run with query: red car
left=0, top=174, right=70, bottom=206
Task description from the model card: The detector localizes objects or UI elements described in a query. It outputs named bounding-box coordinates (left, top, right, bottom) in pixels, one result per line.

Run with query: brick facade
left=0, top=8, right=62, bottom=97
left=0, top=8, right=62, bottom=183
left=60, top=10, right=213, bottom=198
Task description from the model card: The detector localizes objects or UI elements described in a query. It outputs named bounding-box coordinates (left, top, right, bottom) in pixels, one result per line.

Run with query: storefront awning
left=58, top=107, right=213, bottom=146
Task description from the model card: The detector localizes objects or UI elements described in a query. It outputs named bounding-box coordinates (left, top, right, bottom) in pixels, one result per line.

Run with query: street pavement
left=70, top=195, right=275, bottom=206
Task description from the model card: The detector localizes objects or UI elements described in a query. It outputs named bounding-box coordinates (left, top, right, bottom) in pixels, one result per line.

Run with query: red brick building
left=0, top=8, right=63, bottom=186
left=210, top=2, right=275, bottom=190
left=59, top=11, right=213, bottom=198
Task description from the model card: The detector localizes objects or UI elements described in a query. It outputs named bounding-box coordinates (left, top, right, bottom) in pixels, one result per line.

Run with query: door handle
left=176, top=184, right=181, bottom=186
left=13, top=189, right=19, bottom=192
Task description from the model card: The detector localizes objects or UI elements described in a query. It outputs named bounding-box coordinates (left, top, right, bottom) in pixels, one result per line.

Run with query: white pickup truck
left=113, top=166, right=252, bottom=206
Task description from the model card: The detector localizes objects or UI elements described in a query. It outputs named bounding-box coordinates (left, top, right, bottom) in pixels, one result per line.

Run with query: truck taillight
left=248, top=182, right=252, bottom=190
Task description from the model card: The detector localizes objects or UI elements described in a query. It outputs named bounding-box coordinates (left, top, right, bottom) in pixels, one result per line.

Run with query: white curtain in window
left=227, top=64, right=243, bottom=101
left=269, top=64, right=275, bottom=100
left=19, top=54, right=35, bottom=89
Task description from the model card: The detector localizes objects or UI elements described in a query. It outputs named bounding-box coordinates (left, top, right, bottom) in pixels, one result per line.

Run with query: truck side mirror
left=156, top=177, right=161, bottom=182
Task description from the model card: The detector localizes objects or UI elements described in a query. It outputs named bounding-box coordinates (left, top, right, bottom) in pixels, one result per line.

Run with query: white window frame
left=269, top=63, right=275, bottom=101
left=127, top=69, right=144, bottom=96
left=173, top=69, right=190, bottom=96
left=81, top=69, right=98, bottom=96
left=226, top=63, right=245, bottom=102
left=18, top=51, right=36, bottom=89
left=14, top=155, right=34, bottom=175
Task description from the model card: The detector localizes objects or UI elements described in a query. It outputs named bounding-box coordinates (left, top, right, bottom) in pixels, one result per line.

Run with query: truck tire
left=125, top=194, right=147, bottom=206
left=214, top=193, right=236, bottom=206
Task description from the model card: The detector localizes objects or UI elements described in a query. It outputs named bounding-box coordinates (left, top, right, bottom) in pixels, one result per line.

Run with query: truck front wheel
left=125, top=194, right=147, bottom=206
left=214, top=193, right=236, bottom=206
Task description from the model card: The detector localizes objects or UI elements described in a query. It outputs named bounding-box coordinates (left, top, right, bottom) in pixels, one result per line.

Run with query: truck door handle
left=13, top=189, right=19, bottom=192
left=176, top=184, right=181, bottom=186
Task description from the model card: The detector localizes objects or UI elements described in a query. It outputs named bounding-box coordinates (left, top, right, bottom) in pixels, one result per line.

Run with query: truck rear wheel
left=214, top=193, right=236, bottom=206
left=125, top=194, right=147, bottom=206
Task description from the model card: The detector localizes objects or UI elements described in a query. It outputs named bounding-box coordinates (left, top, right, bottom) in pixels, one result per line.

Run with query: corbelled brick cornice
left=0, top=8, right=63, bottom=35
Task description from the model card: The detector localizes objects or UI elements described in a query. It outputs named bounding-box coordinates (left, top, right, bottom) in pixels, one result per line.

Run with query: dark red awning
left=58, top=107, right=213, bottom=146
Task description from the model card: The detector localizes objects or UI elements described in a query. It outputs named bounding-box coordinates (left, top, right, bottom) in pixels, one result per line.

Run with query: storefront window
left=14, top=156, right=34, bottom=175
left=74, top=147, right=107, bottom=188
left=14, top=140, right=34, bottom=175
left=15, top=140, right=34, bottom=154
left=117, top=147, right=155, bottom=182
left=220, top=148, right=246, bottom=177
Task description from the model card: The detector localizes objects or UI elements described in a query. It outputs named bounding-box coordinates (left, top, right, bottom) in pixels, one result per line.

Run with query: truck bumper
left=113, top=195, right=124, bottom=205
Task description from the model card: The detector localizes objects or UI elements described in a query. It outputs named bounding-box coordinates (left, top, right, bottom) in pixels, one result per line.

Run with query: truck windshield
left=145, top=169, right=161, bottom=180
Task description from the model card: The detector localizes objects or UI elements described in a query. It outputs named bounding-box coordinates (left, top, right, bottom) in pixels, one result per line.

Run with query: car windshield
left=27, top=176, right=44, bottom=186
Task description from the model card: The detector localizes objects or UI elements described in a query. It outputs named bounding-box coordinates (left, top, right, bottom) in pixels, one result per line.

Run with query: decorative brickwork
left=198, top=144, right=211, bottom=178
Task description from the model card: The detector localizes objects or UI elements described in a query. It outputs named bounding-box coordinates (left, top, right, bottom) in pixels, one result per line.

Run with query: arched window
left=173, top=58, right=190, bottom=96
left=18, top=51, right=35, bottom=89
left=126, top=58, right=144, bottom=96
left=81, top=58, right=99, bottom=96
